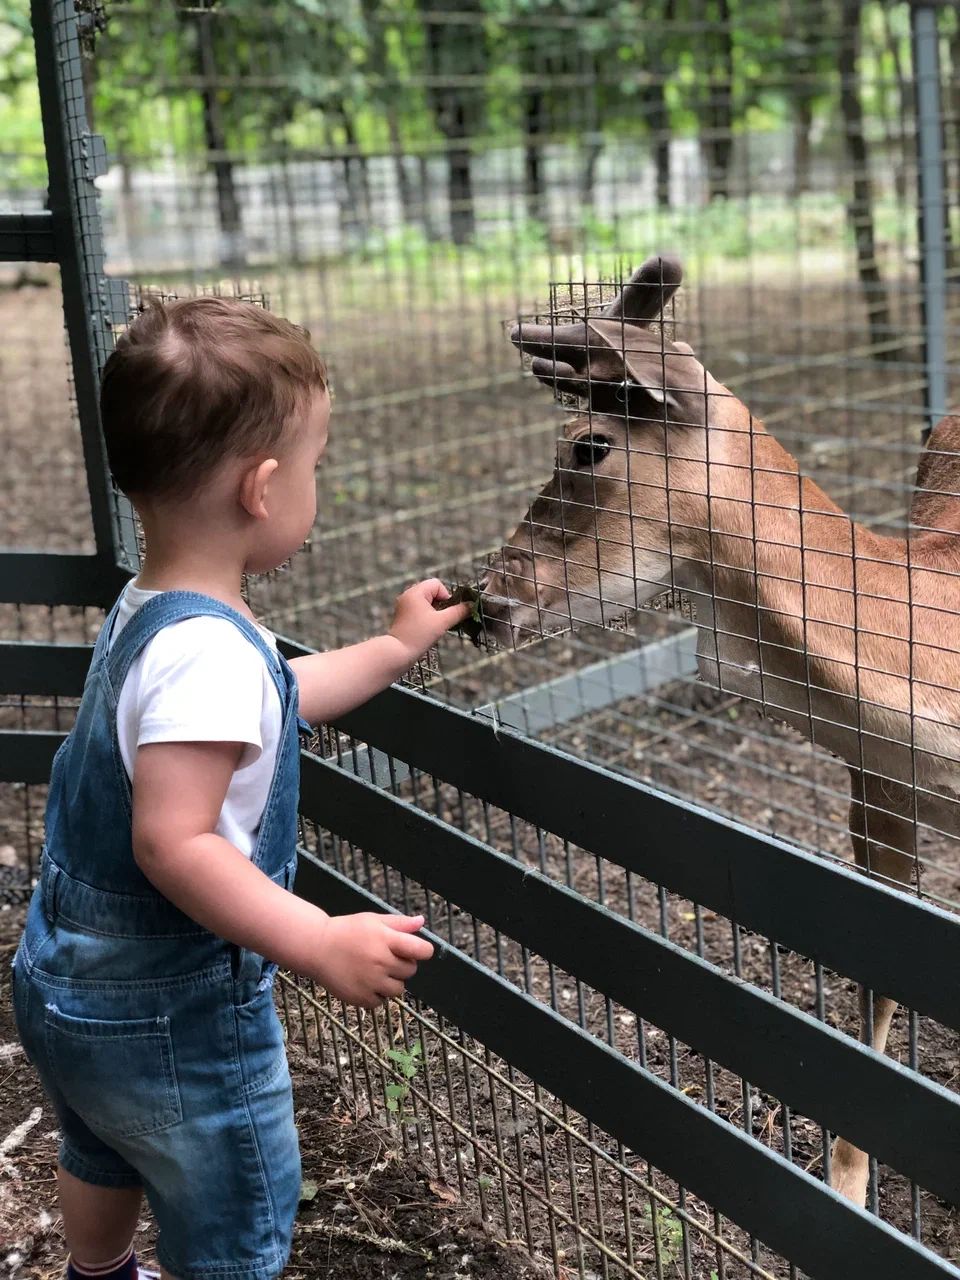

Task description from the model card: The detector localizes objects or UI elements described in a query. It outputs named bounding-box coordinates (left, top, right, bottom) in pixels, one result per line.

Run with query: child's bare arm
left=291, top=578, right=470, bottom=725
left=132, top=739, right=432, bottom=1006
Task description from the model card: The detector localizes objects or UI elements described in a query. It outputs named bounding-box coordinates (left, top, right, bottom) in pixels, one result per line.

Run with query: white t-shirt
left=112, top=582, right=283, bottom=858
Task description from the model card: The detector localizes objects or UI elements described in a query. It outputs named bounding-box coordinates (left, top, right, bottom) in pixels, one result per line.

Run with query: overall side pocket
left=44, top=1004, right=183, bottom=1139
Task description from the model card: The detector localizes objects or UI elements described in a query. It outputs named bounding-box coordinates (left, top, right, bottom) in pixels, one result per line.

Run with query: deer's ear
left=509, top=319, right=591, bottom=365
left=621, top=348, right=687, bottom=415
left=603, top=254, right=682, bottom=326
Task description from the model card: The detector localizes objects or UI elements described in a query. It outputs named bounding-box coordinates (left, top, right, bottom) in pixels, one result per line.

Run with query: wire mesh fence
left=2, top=1, right=960, bottom=1276
left=277, top=713, right=960, bottom=1276
left=46, top=0, right=957, bottom=925
left=46, top=4, right=953, bottom=625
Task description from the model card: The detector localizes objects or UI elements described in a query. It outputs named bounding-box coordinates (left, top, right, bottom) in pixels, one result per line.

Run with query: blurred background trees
left=2, top=0, right=957, bottom=313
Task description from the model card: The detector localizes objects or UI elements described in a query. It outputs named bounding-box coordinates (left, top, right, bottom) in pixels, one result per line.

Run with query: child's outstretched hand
left=389, top=579, right=470, bottom=662
left=311, top=912, right=434, bottom=1009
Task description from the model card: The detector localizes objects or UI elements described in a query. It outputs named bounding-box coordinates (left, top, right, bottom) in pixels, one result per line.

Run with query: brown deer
left=480, top=253, right=960, bottom=1207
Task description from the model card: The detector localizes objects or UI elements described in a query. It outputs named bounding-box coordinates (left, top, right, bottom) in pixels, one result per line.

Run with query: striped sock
left=67, top=1245, right=138, bottom=1280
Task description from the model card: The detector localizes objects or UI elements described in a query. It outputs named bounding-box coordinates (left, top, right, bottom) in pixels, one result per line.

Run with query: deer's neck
left=675, top=410, right=895, bottom=731
left=644, top=402, right=960, bottom=782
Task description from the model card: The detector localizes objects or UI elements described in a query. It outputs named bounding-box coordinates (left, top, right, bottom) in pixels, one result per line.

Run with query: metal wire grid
left=1, top=8, right=958, bottom=1270
left=279, top=731, right=959, bottom=1275
left=463, top=251, right=958, bottom=932
left=66, top=1, right=957, bottom=660
left=0, top=270, right=97, bottom=554
left=0, top=602, right=103, bottom=902
left=279, top=981, right=787, bottom=1280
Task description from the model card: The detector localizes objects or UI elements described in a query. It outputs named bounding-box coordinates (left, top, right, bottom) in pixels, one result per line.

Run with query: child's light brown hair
left=100, top=295, right=328, bottom=499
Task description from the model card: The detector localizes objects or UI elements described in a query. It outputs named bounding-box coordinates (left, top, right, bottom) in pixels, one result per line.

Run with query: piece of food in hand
left=433, top=582, right=484, bottom=646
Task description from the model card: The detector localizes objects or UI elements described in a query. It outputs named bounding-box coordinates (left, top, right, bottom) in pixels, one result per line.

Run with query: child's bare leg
left=57, top=1166, right=142, bottom=1262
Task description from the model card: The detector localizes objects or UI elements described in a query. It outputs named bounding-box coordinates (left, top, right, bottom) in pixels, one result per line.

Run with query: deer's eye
left=572, top=434, right=612, bottom=469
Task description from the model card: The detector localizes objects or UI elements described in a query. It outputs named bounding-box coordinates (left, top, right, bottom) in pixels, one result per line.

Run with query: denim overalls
left=13, top=591, right=304, bottom=1280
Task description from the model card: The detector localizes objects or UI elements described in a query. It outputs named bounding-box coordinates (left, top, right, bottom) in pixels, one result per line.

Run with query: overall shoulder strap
left=102, top=590, right=286, bottom=704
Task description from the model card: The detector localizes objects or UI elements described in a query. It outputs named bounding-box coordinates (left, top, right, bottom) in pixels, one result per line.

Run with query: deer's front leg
left=830, top=769, right=917, bottom=1206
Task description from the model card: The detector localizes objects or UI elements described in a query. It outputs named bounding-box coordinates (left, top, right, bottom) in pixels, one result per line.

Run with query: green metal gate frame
left=2, top=4, right=959, bottom=1278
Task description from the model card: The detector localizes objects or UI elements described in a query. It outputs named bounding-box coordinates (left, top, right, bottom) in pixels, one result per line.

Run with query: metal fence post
left=909, top=2, right=950, bottom=441
left=27, top=0, right=138, bottom=585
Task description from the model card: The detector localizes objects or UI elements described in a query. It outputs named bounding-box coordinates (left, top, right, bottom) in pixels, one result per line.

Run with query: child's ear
left=239, top=457, right=279, bottom=520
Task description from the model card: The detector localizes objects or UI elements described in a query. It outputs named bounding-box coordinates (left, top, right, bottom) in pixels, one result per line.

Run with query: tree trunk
left=358, top=0, right=419, bottom=230
left=642, top=2, right=675, bottom=208
left=702, top=0, right=734, bottom=201
left=524, top=87, right=546, bottom=222
left=329, top=106, right=371, bottom=246
left=447, top=123, right=476, bottom=246
left=278, top=152, right=301, bottom=261
left=580, top=139, right=603, bottom=207
left=195, top=12, right=244, bottom=268
left=881, top=2, right=909, bottom=207
left=792, top=95, right=813, bottom=197
left=578, top=49, right=602, bottom=207
left=839, top=0, right=892, bottom=358
left=387, top=112, right=418, bottom=227
left=343, top=112, right=372, bottom=237
left=642, top=77, right=671, bottom=208
left=74, top=2, right=106, bottom=128
left=423, top=2, right=479, bottom=245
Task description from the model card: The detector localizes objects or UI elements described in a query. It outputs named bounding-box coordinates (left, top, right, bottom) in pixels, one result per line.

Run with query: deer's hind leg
left=830, top=768, right=918, bottom=1206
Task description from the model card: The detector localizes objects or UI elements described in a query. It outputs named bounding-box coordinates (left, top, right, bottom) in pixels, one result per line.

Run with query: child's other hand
left=389, top=579, right=470, bottom=662
left=311, top=912, right=434, bottom=1008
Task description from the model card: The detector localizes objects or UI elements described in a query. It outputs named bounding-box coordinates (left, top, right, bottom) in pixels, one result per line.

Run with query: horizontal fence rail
left=0, top=730, right=65, bottom=784
left=295, top=853, right=959, bottom=1280
left=13, top=637, right=960, bottom=1029
left=0, top=554, right=128, bottom=607
left=299, top=750, right=960, bottom=1206
left=318, top=671, right=960, bottom=1034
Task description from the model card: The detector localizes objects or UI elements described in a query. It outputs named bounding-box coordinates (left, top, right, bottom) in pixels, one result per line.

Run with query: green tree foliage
left=2, top=0, right=950, bottom=259
left=0, top=0, right=45, bottom=189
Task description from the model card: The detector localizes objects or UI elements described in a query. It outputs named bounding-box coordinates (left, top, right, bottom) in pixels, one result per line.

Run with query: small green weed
left=384, top=1038, right=424, bottom=1114
left=644, top=1203, right=684, bottom=1266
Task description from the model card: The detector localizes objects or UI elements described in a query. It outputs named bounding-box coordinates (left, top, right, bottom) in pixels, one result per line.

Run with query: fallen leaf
left=429, top=1178, right=459, bottom=1204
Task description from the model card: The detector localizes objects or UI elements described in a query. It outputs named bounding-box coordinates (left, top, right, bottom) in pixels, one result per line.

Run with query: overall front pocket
left=44, top=1004, right=183, bottom=1139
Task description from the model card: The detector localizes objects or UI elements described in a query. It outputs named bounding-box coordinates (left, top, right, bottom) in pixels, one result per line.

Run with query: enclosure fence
left=2, top=1, right=960, bottom=1277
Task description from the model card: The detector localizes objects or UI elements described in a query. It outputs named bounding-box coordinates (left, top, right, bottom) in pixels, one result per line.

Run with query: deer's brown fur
left=482, top=255, right=960, bottom=1207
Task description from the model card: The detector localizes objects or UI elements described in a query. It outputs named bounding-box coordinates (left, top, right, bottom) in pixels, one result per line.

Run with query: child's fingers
left=436, top=602, right=471, bottom=630
left=384, top=911, right=424, bottom=931
left=388, top=931, right=435, bottom=963
left=386, top=958, right=419, bottom=982
left=414, top=577, right=450, bottom=603
left=382, top=912, right=426, bottom=932
left=376, top=977, right=406, bottom=1000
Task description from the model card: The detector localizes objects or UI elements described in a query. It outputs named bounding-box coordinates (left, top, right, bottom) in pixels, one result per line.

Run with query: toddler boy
left=12, top=296, right=468, bottom=1280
